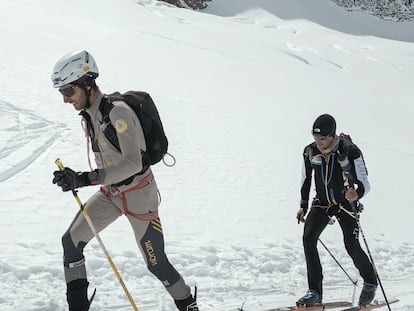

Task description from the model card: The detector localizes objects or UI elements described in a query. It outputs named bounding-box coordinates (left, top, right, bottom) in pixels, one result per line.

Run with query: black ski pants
left=302, top=206, right=377, bottom=298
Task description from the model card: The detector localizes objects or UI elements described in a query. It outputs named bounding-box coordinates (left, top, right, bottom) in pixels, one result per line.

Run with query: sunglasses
left=313, top=133, right=332, bottom=140
left=59, top=85, right=76, bottom=97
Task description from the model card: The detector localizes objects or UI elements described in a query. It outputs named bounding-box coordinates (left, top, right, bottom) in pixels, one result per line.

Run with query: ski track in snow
left=0, top=239, right=413, bottom=310
left=0, top=100, right=64, bottom=182
left=285, top=42, right=345, bottom=70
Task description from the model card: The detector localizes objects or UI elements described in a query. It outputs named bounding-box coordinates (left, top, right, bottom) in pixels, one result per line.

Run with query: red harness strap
left=100, top=172, right=159, bottom=221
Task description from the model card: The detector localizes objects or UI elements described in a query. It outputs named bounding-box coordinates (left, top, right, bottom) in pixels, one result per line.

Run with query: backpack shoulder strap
left=99, top=94, right=122, bottom=152
left=100, top=97, right=114, bottom=124
left=79, top=110, right=94, bottom=139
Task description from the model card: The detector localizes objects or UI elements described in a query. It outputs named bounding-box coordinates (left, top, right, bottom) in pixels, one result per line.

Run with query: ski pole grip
left=55, top=158, right=65, bottom=171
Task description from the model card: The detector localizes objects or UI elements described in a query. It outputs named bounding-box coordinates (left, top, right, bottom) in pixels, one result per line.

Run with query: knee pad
left=62, top=230, right=87, bottom=267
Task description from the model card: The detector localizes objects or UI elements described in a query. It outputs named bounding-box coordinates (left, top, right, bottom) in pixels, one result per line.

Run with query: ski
left=238, top=301, right=352, bottom=311
left=339, top=298, right=399, bottom=311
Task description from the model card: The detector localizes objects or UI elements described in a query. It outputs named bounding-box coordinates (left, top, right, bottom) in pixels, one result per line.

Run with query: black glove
left=53, top=167, right=97, bottom=192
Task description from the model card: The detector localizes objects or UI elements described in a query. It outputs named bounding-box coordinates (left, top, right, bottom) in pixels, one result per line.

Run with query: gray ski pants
left=61, top=179, right=190, bottom=300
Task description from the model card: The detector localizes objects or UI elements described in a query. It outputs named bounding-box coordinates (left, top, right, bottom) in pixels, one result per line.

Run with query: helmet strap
left=76, top=78, right=96, bottom=108
left=77, top=85, right=92, bottom=108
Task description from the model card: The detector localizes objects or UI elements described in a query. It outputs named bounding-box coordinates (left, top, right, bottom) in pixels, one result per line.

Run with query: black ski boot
left=296, top=289, right=321, bottom=307
left=174, top=287, right=199, bottom=311
left=358, top=282, right=377, bottom=307
left=67, top=279, right=95, bottom=311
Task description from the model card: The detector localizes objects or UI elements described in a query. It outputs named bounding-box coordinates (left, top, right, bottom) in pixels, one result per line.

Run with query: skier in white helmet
left=51, top=50, right=199, bottom=311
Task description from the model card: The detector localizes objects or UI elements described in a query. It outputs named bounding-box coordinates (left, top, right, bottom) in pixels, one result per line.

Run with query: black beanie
left=312, top=114, right=336, bottom=136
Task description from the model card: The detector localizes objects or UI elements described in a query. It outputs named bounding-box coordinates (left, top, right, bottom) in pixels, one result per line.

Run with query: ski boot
left=358, top=282, right=377, bottom=307
left=296, top=289, right=321, bottom=307
left=66, top=279, right=95, bottom=311
left=174, top=287, right=199, bottom=311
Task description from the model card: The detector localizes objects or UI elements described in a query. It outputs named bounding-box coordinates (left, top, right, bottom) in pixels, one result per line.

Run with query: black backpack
left=97, top=91, right=168, bottom=167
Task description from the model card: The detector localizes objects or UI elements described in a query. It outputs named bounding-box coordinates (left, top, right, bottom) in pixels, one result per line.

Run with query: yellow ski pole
left=55, top=158, right=139, bottom=311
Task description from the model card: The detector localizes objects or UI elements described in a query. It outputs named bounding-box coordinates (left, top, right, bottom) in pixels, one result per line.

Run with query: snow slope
left=0, top=0, right=413, bottom=310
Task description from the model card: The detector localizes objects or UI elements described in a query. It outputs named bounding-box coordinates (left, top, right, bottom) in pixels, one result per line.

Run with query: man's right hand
left=296, top=208, right=306, bottom=224
left=52, top=167, right=92, bottom=192
left=297, top=200, right=308, bottom=224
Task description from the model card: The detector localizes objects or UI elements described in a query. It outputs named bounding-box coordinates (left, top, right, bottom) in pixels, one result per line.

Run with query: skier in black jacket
left=296, top=114, right=377, bottom=307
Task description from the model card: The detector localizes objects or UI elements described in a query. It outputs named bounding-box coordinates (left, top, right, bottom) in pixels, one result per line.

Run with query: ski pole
left=319, top=239, right=358, bottom=286
left=319, top=238, right=358, bottom=304
left=55, top=158, right=139, bottom=311
left=352, top=212, right=391, bottom=310
left=337, top=156, right=391, bottom=311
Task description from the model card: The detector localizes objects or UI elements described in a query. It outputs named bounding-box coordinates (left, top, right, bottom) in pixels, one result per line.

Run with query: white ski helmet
left=51, top=50, right=99, bottom=88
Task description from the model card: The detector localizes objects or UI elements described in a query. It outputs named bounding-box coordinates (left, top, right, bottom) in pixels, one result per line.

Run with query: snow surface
left=0, top=0, right=413, bottom=310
